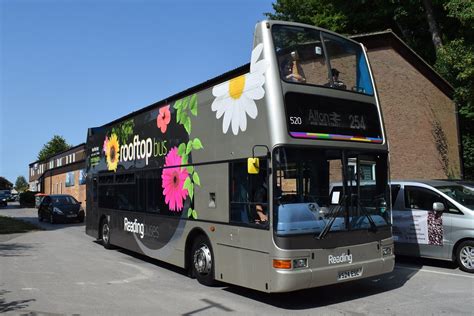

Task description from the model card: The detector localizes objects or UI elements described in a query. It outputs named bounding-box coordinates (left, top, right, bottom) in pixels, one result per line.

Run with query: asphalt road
left=1, top=203, right=473, bottom=315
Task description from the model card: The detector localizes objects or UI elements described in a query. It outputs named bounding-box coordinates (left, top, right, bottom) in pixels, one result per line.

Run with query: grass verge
left=0, top=215, right=42, bottom=234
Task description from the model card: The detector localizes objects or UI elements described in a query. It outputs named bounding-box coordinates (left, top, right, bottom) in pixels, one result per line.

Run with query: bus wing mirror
left=248, top=158, right=260, bottom=174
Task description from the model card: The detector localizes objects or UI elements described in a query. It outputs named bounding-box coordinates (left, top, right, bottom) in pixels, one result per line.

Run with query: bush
left=19, top=191, right=36, bottom=208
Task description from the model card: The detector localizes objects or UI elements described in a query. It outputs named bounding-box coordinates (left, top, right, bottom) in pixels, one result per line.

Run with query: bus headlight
left=382, top=246, right=392, bottom=257
left=293, top=258, right=308, bottom=269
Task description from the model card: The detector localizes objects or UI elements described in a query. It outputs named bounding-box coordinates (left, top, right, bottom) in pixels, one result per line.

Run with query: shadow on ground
left=102, top=240, right=425, bottom=310
left=395, top=255, right=458, bottom=271
left=0, top=289, right=35, bottom=313
left=220, top=265, right=416, bottom=310
left=0, top=243, right=35, bottom=257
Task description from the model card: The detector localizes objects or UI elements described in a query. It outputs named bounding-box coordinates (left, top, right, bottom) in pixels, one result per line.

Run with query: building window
left=49, top=161, right=54, bottom=169
left=66, top=172, right=75, bottom=187
left=72, top=153, right=76, bottom=163
left=79, top=169, right=86, bottom=185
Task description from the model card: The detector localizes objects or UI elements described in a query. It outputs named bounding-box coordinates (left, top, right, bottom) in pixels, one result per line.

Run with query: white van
left=391, top=180, right=474, bottom=273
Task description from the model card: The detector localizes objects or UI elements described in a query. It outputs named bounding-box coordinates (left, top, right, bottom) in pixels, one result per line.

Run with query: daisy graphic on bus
left=211, top=43, right=268, bottom=135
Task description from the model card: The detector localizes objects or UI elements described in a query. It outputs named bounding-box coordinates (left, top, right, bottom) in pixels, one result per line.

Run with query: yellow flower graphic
left=106, top=133, right=120, bottom=172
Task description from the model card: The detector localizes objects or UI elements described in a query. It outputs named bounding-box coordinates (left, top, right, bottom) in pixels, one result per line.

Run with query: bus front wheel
left=101, top=218, right=112, bottom=249
left=191, top=235, right=216, bottom=286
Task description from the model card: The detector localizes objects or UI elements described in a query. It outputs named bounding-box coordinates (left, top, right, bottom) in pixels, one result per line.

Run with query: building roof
left=29, top=143, right=86, bottom=166
left=350, top=30, right=454, bottom=98
left=0, top=177, right=13, bottom=189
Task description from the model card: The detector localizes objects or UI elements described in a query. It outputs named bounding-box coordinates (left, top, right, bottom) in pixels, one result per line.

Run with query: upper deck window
left=272, top=25, right=374, bottom=95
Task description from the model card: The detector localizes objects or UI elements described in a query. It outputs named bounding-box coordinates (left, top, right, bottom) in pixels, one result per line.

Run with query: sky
left=0, top=0, right=275, bottom=185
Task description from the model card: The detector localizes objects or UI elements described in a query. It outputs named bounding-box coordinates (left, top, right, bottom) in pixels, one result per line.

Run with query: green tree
left=37, top=135, right=72, bottom=161
left=14, top=176, right=29, bottom=192
left=266, top=0, right=474, bottom=179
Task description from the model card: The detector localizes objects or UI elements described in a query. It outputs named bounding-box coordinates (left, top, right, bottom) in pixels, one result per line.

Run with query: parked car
left=8, top=193, right=18, bottom=202
left=35, top=193, right=48, bottom=208
left=0, top=193, right=8, bottom=207
left=38, top=194, right=85, bottom=224
left=391, top=180, right=474, bottom=273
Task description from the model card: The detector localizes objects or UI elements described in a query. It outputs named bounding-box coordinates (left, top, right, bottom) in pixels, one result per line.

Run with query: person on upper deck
left=281, top=51, right=306, bottom=83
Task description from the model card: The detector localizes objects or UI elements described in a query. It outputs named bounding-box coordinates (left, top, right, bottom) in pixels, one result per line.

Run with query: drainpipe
left=455, top=102, right=464, bottom=179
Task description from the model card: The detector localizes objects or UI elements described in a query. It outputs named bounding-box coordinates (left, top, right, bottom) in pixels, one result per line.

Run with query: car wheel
left=50, top=214, right=55, bottom=224
left=38, top=212, right=43, bottom=222
left=101, top=218, right=112, bottom=249
left=456, top=240, right=474, bottom=273
left=191, top=235, right=216, bottom=286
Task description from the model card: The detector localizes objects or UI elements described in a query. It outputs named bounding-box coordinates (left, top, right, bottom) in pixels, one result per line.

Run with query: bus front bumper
left=268, top=255, right=395, bottom=293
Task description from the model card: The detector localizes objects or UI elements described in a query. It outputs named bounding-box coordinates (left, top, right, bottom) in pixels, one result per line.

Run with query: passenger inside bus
left=325, top=68, right=346, bottom=90
left=281, top=51, right=306, bottom=83
left=254, top=177, right=268, bottom=224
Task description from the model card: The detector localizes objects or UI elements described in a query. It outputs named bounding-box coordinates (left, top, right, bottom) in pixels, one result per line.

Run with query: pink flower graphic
left=157, top=105, right=171, bottom=133
left=103, top=136, right=109, bottom=153
left=162, top=147, right=188, bottom=212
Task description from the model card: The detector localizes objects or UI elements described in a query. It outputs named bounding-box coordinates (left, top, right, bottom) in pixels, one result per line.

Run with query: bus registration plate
left=337, top=268, right=362, bottom=281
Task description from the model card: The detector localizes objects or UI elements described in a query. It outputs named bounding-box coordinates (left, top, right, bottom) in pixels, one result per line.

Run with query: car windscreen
left=436, top=185, right=474, bottom=210
left=52, top=196, right=78, bottom=205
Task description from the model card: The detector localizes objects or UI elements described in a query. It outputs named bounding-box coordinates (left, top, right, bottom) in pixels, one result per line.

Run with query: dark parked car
left=0, top=193, right=8, bottom=207
left=38, top=194, right=85, bottom=224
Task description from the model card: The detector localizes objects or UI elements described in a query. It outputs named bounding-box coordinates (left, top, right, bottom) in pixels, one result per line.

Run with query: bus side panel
left=213, top=226, right=272, bottom=292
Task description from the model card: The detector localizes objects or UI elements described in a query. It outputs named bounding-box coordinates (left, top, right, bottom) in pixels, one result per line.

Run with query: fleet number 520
left=290, top=116, right=302, bottom=125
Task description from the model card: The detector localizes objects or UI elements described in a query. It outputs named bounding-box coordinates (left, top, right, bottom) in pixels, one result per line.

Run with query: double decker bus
left=86, top=20, right=394, bottom=293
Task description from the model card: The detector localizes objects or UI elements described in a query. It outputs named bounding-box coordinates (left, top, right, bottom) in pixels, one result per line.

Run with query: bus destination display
left=285, top=93, right=383, bottom=143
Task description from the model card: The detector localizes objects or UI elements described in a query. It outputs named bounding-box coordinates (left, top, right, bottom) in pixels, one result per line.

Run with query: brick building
left=29, top=144, right=86, bottom=205
left=354, top=30, right=461, bottom=179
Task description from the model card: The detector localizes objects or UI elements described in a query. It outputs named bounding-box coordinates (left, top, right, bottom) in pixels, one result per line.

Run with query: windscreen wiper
left=360, top=205, right=377, bottom=232
left=315, top=195, right=347, bottom=240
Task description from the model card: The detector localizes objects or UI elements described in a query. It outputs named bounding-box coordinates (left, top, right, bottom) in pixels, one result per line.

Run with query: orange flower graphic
left=157, top=105, right=171, bottom=133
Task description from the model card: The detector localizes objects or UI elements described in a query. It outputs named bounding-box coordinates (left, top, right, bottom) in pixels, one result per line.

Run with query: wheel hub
left=102, top=224, right=109, bottom=244
left=194, top=244, right=212, bottom=275
left=460, top=245, right=474, bottom=269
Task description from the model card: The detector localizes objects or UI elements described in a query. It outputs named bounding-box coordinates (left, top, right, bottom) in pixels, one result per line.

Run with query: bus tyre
left=191, top=236, right=216, bottom=286
left=50, top=214, right=55, bottom=224
left=101, top=218, right=112, bottom=249
left=456, top=240, right=474, bottom=273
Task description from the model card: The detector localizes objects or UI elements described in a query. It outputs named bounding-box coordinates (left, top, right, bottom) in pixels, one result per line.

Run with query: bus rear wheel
left=101, top=218, right=112, bottom=249
left=191, top=235, right=215, bottom=286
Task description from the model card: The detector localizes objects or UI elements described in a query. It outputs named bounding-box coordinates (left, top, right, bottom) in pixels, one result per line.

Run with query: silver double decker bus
left=86, top=20, right=394, bottom=293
